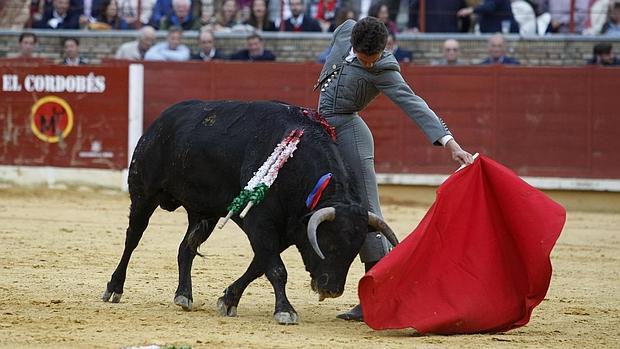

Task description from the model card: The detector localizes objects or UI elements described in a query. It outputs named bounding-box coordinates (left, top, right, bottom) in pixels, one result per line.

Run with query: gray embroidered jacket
left=316, top=19, right=451, bottom=146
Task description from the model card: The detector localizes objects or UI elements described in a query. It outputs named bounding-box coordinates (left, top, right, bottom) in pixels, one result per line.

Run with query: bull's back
left=145, top=100, right=294, bottom=148
left=129, top=100, right=307, bottom=211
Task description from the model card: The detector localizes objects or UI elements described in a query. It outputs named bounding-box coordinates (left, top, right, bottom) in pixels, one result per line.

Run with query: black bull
left=102, top=100, right=398, bottom=324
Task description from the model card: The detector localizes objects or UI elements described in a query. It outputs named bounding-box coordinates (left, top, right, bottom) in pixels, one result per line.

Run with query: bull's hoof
left=174, top=295, right=193, bottom=311
left=102, top=288, right=123, bottom=303
left=274, top=311, right=299, bottom=325
left=217, top=297, right=237, bottom=317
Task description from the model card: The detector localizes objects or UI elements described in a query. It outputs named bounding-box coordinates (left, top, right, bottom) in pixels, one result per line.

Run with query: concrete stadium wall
left=1, top=29, right=620, bottom=66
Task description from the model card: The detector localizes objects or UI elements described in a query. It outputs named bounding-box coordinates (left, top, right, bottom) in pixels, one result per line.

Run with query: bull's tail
left=187, top=219, right=210, bottom=257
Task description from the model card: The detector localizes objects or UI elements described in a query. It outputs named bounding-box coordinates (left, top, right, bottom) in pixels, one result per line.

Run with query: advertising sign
left=0, top=64, right=130, bottom=170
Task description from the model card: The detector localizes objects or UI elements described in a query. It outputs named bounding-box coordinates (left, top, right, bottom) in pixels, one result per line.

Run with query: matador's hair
left=350, top=17, right=388, bottom=55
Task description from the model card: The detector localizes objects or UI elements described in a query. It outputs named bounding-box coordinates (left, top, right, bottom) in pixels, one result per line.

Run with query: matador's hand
left=446, top=139, right=474, bottom=166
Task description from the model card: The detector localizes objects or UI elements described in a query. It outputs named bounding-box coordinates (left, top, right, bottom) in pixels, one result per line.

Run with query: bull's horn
left=306, top=207, right=336, bottom=260
left=368, top=212, right=399, bottom=247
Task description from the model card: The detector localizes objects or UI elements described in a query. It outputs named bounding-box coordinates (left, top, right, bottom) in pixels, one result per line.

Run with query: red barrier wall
left=1, top=62, right=618, bottom=181
left=142, top=62, right=620, bottom=180
left=0, top=63, right=129, bottom=169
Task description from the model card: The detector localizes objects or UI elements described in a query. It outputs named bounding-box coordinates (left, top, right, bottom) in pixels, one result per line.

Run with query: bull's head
left=302, top=205, right=399, bottom=301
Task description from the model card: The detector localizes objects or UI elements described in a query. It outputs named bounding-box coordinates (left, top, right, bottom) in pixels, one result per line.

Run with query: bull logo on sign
left=39, top=106, right=62, bottom=135
left=30, top=96, right=74, bottom=143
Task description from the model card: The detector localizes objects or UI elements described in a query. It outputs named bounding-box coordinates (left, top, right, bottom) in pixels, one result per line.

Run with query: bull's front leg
left=217, top=256, right=266, bottom=317
left=218, top=220, right=296, bottom=324
left=217, top=254, right=298, bottom=325
left=264, top=256, right=298, bottom=325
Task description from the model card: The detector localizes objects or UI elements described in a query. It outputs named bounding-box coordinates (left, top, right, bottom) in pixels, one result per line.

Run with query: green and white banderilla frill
left=217, top=129, right=304, bottom=229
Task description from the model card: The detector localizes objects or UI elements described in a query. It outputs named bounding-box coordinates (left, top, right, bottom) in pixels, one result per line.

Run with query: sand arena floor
left=0, top=186, right=618, bottom=349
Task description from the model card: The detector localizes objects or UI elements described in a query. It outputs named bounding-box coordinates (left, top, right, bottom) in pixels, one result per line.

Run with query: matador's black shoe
left=336, top=304, right=363, bottom=321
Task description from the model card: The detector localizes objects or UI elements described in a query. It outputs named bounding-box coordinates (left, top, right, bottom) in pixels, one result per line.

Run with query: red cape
left=359, top=155, right=566, bottom=334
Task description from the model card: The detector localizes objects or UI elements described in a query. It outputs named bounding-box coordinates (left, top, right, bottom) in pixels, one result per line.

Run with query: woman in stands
left=328, top=6, right=357, bottom=32
left=211, top=0, right=240, bottom=32
left=245, top=0, right=277, bottom=32
left=88, top=0, right=132, bottom=30
left=368, top=1, right=399, bottom=33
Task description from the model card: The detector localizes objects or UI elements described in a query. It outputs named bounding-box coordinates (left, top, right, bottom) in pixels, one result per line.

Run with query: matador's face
left=355, top=51, right=381, bottom=69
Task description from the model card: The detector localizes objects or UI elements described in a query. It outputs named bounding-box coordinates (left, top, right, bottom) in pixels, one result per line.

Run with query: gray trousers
left=326, top=114, right=392, bottom=263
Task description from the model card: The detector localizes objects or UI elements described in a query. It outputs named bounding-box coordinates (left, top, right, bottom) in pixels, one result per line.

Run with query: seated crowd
left=6, top=25, right=278, bottom=63
left=4, top=0, right=620, bottom=65
left=24, top=0, right=620, bottom=36
left=7, top=28, right=619, bottom=66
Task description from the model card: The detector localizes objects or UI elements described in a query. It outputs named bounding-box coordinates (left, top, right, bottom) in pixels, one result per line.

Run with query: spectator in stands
left=62, top=37, right=88, bottom=65
left=32, top=0, right=87, bottom=18
left=191, top=29, right=228, bottom=60
left=117, top=0, right=156, bottom=29
left=408, top=0, right=470, bottom=33
left=9, top=33, right=39, bottom=59
left=150, top=0, right=174, bottom=28
left=159, top=0, right=202, bottom=30
left=537, top=0, right=574, bottom=33
left=150, top=0, right=201, bottom=28
left=432, top=39, right=464, bottom=65
left=457, top=0, right=519, bottom=33
left=602, top=1, right=620, bottom=37
left=587, top=43, right=620, bottom=66
left=33, top=0, right=81, bottom=29
left=480, top=33, right=520, bottom=64
left=587, top=0, right=612, bottom=35
left=283, top=0, right=322, bottom=32
left=385, top=0, right=401, bottom=22
left=536, top=0, right=605, bottom=34
left=386, top=32, right=412, bottom=63
left=328, top=6, right=357, bottom=32
left=88, top=0, right=133, bottom=30
left=196, top=0, right=215, bottom=26
left=31, top=0, right=103, bottom=28
left=511, top=0, right=539, bottom=36
left=115, top=25, right=157, bottom=60
left=28, top=1, right=44, bottom=27
left=144, top=26, right=191, bottom=60
left=230, top=33, right=276, bottom=60
left=314, top=0, right=339, bottom=32
left=319, top=7, right=360, bottom=62
left=369, top=1, right=399, bottom=33
left=77, top=0, right=106, bottom=28
left=238, top=0, right=253, bottom=23
left=245, top=0, right=277, bottom=31
left=339, top=0, right=372, bottom=20
left=267, top=0, right=291, bottom=29
left=211, top=0, right=241, bottom=32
